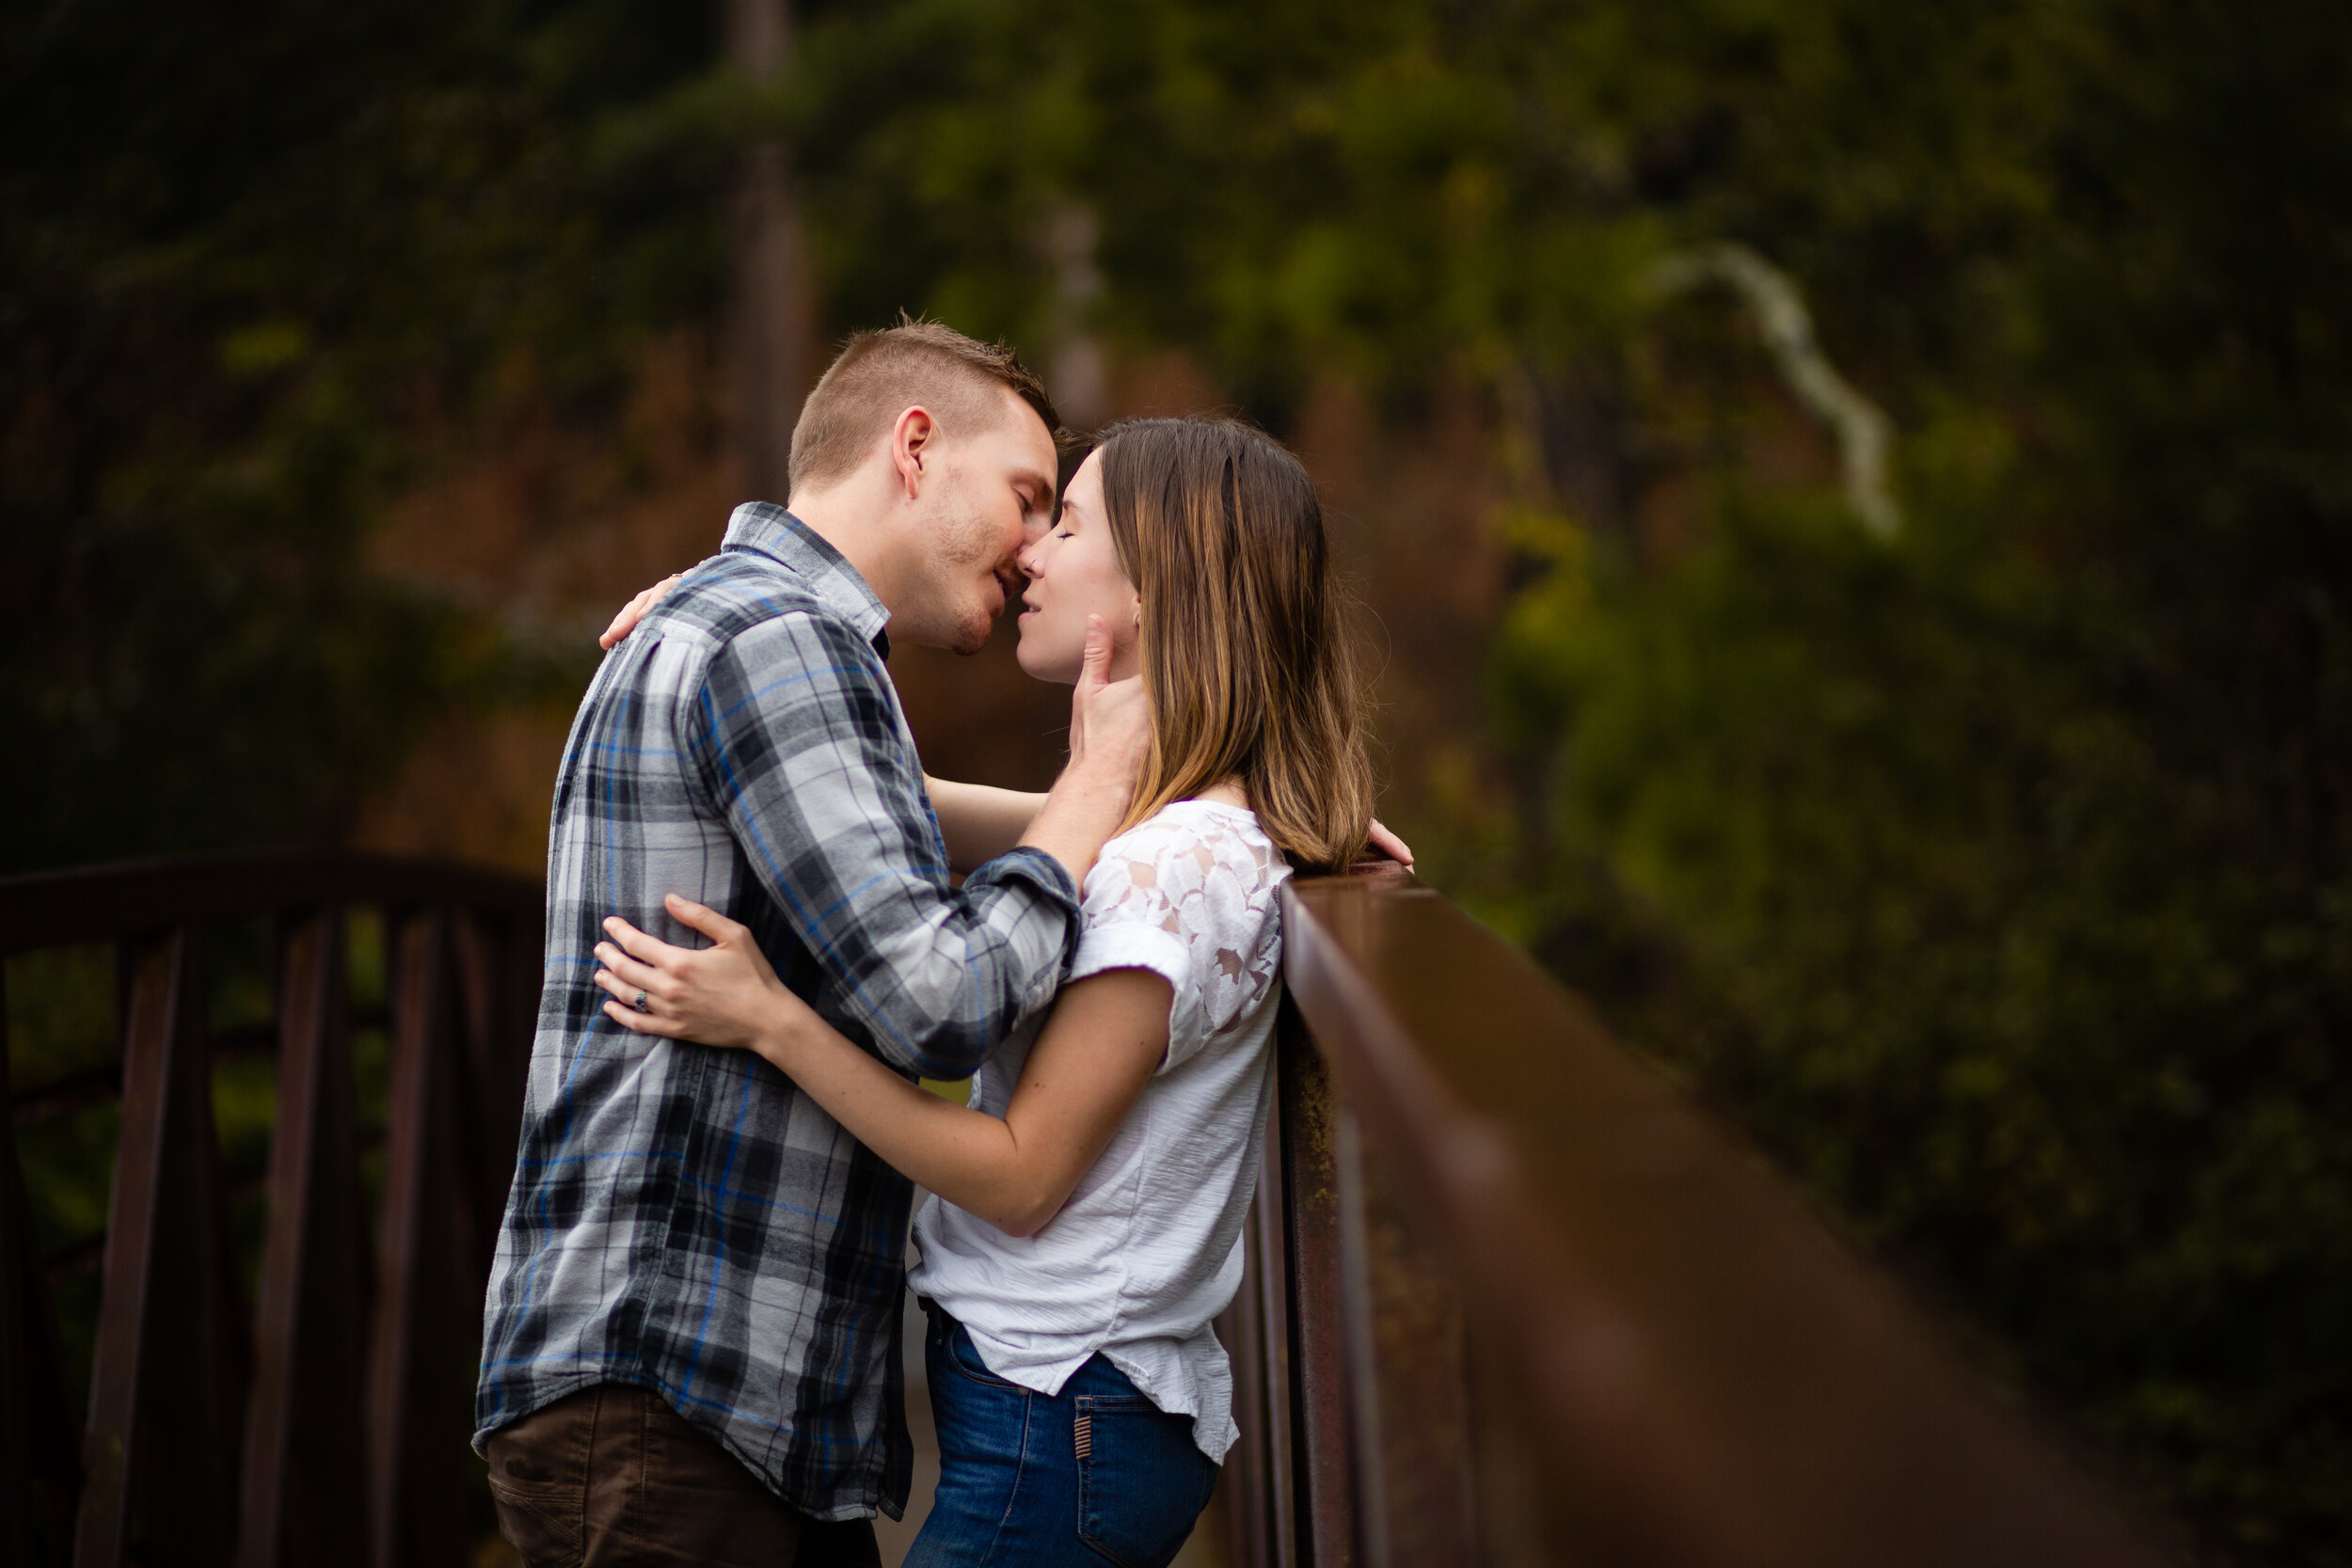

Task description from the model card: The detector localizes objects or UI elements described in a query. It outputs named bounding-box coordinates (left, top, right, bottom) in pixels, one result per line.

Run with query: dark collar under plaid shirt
left=475, top=504, right=1080, bottom=1522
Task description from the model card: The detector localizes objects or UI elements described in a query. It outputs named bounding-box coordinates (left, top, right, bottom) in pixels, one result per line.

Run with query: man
left=475, top=320, right=1149, bottom=1565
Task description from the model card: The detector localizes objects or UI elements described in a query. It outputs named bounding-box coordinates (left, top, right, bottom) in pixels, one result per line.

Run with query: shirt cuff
left=965, top=844, right=1085, bottom=971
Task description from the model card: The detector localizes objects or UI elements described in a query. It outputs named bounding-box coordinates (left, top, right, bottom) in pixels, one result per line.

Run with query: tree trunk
left=726, top=0, right=812, bottom=504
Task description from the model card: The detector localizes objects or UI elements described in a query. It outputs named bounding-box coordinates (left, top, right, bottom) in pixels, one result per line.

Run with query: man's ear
left=890, top=405, right=937, bottom=499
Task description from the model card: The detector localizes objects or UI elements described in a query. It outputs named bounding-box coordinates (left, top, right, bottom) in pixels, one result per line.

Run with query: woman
left=594, top=417, right=1375, bottom=1567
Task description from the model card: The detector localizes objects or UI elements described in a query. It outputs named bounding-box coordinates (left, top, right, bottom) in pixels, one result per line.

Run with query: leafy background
left=4, top=0, right=2347, bottom=1560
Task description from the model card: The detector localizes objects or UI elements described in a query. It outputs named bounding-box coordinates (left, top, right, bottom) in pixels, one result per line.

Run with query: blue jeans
left=906, top=1306, right=1219, bottom=1568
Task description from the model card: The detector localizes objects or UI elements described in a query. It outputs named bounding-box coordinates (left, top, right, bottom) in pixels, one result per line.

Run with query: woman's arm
left=925, top=776, right=1050, bottom=875
left=595, top=895, right=1168, bottom=1237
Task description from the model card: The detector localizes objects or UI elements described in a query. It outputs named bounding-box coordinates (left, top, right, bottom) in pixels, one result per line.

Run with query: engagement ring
left=633, top=990, right=651, bottom=1013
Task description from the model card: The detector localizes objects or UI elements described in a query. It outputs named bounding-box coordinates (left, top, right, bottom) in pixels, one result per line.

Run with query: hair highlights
left=1093, top=418, right=1373, bottom=873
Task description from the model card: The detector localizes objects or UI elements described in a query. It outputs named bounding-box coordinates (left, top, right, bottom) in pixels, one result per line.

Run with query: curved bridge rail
left=1217, top=872, right=2175, bottom=1568
left=4, top=853, right=2177, bottom=1568
left=0, top=850, right=541, bottom=1568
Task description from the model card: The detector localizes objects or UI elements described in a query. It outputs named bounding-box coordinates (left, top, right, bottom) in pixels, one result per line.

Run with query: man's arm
left=692, top=611, right=1142, bottom=1082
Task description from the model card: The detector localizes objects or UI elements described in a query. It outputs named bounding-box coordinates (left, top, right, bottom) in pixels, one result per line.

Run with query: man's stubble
left=922, top=487, right=1011, bottom=656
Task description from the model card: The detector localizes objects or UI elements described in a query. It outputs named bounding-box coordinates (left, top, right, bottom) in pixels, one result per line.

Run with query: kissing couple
left=475, top=318, right=1404, bottom=1566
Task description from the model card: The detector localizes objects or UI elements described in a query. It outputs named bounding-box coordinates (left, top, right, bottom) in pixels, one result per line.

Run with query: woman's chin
left=1014, top=634, right=1082, bottom=686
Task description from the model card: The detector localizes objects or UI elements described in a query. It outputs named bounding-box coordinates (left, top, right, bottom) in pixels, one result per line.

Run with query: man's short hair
left=787, top=317, right=1059, bottom=498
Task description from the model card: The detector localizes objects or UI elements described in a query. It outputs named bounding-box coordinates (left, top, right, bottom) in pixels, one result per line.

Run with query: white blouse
left=907, top=799, right=1291, bottom=1461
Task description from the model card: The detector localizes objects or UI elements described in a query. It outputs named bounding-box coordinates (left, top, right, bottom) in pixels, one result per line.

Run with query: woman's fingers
left=601, top=913, right=650, bottom=954
left=592, top=967, right=646, bottom=1006
left=1366, top=817, right=1415, bottom=867
left=601, top=914, right=684, bottom=966
left=599, top=588, right=653, bottom=650
left=593, top=942, right=666, bottom=997
left=593, top=969, right=684, bottom=1035
left=599, top=573, right=684, bottom=650
left=601, top=998, right=686, bottom=1037
left=593, top=902, right=783, bottom=1053
left=664, top=893, right=744, bottom=943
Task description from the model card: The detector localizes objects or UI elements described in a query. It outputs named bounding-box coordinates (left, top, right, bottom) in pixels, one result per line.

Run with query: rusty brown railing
left=1217, top=872, right=2177, bottom=1568
left=6, top=851, right=2182, bottom=1568
left=0, top=849, right=541, bottom=1568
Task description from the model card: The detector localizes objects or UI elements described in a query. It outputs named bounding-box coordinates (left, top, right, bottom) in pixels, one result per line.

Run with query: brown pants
left=485, top=1384, right=882, bottom=1568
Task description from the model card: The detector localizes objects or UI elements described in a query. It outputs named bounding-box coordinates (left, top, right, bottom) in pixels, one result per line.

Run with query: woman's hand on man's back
left=599, top=574, right=685, bottom=649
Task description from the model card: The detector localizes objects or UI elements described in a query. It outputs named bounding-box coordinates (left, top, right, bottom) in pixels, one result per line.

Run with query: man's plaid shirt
left=476, top=505, right=1079, bottom=1521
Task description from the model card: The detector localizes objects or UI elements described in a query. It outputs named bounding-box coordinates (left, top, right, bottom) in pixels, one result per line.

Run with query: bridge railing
left=1216, top=870, right=2178, bottom=1568
left=0, top=850, right=541, bottom=1568
left=5, top=851, right=2181, bottom=1568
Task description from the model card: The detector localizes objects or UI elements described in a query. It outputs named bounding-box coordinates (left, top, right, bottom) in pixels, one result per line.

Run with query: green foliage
left=1461, top=3, right=2352, bottom=1557
left=1499, top=488, right=2352, bottom=1554
left=0, top=0, right=727, bottom=869
left=8, top=0, right=2348, bottom=1558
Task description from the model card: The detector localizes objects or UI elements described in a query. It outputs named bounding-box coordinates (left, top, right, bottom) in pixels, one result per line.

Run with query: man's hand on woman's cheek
left=1065, top=615, right=1151, bottom=784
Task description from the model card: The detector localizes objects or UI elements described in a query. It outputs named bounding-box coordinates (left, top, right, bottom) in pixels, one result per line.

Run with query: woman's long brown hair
left=1094, top=418, right=1373, bottom=873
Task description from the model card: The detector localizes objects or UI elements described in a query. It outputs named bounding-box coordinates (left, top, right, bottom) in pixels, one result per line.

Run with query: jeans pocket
left=941, top=1321, right=1025, bottom=1390
left=1073, top=1395, right=1217, bottom=1568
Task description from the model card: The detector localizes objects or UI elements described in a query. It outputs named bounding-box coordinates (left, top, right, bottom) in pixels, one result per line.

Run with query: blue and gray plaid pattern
left=476, top=504, right=1079, bottom=1522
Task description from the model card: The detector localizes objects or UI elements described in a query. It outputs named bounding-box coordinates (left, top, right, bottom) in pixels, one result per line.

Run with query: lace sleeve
left=1069, top=815, right=1286, bottom=1070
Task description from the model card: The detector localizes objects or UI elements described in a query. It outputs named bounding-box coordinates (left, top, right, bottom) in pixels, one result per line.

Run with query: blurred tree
left=726, top=0, right=818, bottom=495
left=0, top=0, right=729, bottom=869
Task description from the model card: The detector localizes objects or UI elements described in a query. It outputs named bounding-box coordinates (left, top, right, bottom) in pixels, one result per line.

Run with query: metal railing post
left=77, top=927, right=246, bottom=1568
left=238, top=909, right=367, bottom=1568
left=0, top=849, right=542, bottom=1568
